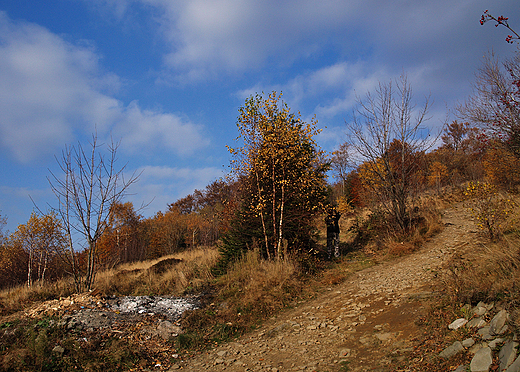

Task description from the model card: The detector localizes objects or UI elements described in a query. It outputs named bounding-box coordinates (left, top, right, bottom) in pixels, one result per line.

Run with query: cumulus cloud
left=0, top=12, right=208, bottom=163
left=113, top=102, right=210, bottom=155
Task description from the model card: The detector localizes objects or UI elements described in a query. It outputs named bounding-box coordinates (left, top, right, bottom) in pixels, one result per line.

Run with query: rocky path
left=169, top=204, right=480, bottom=372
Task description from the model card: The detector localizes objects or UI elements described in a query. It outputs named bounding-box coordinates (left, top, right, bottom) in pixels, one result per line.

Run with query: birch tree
left=227, top=92, right=329, bottom=260
left=11, top=212, right=65, bottom=287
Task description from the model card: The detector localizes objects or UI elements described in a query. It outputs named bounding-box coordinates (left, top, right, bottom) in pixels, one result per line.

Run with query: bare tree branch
left=48, top=134, right=141, bottom=292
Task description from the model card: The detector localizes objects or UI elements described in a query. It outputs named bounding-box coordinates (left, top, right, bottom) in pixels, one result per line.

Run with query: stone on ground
left=506, top=355, right=520, bottom=372
left=490, top=310, right=509, bottom=336
left=470, top=346, right=492, bottom=372
left=500, top=341, right=518, bottom=372
left=440, top=341, right=464, bottom=359
left=462, top=338, right=475, bottom=348
left=449, top=318, right=468, bottom=330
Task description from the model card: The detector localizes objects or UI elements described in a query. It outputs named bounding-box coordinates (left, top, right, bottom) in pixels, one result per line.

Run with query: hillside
left=169, top=203, right=484, bottom=371
left=1, top=202, right=519, bottom=371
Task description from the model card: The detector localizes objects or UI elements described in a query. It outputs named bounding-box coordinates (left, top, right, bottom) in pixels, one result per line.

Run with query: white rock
left=449, top=318, right=468, bottom=330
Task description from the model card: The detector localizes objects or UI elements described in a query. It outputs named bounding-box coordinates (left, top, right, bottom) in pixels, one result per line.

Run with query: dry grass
left=0, top=278, right=76, bottom=315
left=361, top=195, right=444, bottom=258
left=218, top=249, right=301, bottom=318
left=443, top=236, right=520, bottom=302
left=94, top=247, right=220, bottom=296
left=441, top=233, right=520, bottom=332
left=441, top=192, right=520, bottom=317
left=0, top=247, right=220, bottom=315
left=176, top=249, right=308, bottom=349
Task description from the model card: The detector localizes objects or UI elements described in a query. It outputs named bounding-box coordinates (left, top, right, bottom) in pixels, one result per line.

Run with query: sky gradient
left=1, top=0, right=519, bottom=232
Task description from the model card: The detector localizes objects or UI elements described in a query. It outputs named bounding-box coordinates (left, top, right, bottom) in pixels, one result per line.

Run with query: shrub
left=464, top=181, right=516, bottom=240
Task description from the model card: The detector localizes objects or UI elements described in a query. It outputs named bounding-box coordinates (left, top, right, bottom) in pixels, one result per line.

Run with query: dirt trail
left=171, top=204, right=480, bottom=372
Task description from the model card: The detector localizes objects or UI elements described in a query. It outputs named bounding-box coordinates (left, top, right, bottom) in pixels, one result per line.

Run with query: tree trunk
left=27, top=249, right=33, bottom=288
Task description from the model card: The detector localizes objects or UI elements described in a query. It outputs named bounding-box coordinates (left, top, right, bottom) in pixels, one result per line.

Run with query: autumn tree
left=330, top=142, right=352, bottom=195
left=11, top=212, right=65, bottom=287
left=0, top=213, right=5, bottom=244
left=97, top=202, right=143, bottom=268
left=225, top=92, right=329, bottom=261
left=463, top=12, right=520, bottom=157
left=0, top=214, right=26, bottom=289
left=167, top=179, right=238, bottom=248
left=459, top=51, right=520, bottom=158
left=142, top=210, right=187, bottom=258
left=0, top=243, right=27, bottom=290
left=430, top=121, right=483, bottom=184
left=48, top=134, right=140, bottom=292
left=482, top=146, right=520, bottom=189
left=346, top=75, right=435, bottom=230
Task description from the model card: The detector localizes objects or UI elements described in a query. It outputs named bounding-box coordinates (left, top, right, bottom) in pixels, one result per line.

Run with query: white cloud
left=96, top=0, right=516, bottom=82
left=237, top=62, right=390, bottom=117
left=0, top=12, right=208, bottom=163
left=114, top=101, right=210, bottom=155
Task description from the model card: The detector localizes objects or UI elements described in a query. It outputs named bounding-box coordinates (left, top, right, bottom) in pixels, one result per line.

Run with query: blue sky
left=0, top=0, right=519, bottom=232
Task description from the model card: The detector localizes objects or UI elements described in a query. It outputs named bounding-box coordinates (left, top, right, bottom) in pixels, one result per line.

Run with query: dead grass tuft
left=441, top=234, right=520, bottom=332
left=387, top=241, right=416, bottom=256
left=0, top=279, right=75, bottom=315
left=218, top=249, right=301, bottom=320
left=363, top=196, right=444, bottom=258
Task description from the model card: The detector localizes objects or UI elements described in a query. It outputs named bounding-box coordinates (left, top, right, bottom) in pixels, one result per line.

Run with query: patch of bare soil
left=170, top=204, right=480, bottom=372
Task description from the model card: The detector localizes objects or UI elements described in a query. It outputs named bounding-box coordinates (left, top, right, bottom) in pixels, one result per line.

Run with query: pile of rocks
left=440, top=301, right=519, bottom=372
left=107, top=295, right=199, bottom=320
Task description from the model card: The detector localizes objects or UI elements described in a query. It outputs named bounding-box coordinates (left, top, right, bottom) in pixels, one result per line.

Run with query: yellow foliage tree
left=427, top=161, right=449, bottom=191
left=11, top=212, right=65, bottom=287
left=483, top=145, right=520, bottom=189
left=227, top=91, right=329, bottom=259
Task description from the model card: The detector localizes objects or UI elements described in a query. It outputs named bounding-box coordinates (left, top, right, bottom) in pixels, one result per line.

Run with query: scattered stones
left=467, top=317, right=487, bottom=329
left=478, top=326, right=494, bottom=340
left=505, top=355, right=520, bottom=372
left=462, top=338, right=475, bottom=348
left=488, top=338, right=505, bottom=349
left=472, top=302, right=491, bottom=317
left=338, top=348, right=351, bottom=358
left=375, top=332, right=393, bottom=342
left=155, top=320, right=182, bottom=339
left=52, top=345, right=65, bottom=355
left=469, top=342, right=487, bottom=355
